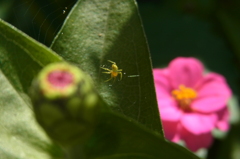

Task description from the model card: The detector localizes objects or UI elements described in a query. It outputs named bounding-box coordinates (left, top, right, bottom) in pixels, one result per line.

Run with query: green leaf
left=0, top=19, right=63, bottom=94
left=0, top=19, right=64, bottom=158
left=78, top=112, right=200, bottom=159
left=95, top=154, right=158, bottom=159
left=0, top=70, right=63, bottom=159
left=51, top=0, right=163, bottom=135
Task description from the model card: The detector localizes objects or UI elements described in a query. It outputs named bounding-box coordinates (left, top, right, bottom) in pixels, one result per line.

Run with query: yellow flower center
left=171, top=85, right=197, bottom=111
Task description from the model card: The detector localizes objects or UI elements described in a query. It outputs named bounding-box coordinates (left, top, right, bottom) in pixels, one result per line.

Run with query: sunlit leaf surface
left=0, top=19, right=63, bottom=159
left=51, top=0, right=163, bottom=134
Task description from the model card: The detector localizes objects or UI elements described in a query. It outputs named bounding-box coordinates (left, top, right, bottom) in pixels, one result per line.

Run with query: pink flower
left=153, top=57, right=231, bottom=152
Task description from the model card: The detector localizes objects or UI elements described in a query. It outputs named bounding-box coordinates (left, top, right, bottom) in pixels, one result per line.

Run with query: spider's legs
left=101, top=67, right=111, bottom=71
left=102, top=72, right=111, bottom=74
left=105, top=77, right=113, bottom=82
left=119, top=72, right=122, bottom=81
left=107, top=60, right=116, bottom=64
left=102, top=72, right=113, bottom=82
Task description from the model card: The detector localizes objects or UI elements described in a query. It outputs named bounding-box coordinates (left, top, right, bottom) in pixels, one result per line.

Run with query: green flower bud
left=29, top=62, right=103, bottom=147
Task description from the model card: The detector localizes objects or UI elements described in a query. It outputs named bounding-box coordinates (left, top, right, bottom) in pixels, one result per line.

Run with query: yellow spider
left=101, top=60, right=122, bottom=82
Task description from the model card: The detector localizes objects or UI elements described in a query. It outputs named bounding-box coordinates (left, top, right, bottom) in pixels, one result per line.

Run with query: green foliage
left=51, top=0, right=162, bottom=134
left=0, top=0, right=200, bottom=159
left=0, top=19, right=63, bottom=159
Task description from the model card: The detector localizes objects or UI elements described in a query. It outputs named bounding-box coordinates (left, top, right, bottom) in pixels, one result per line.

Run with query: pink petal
left=216, top=107, right=230, bottom=131
left=217, top=121, right=229, bottom=132
left=192, top=73, right=232, bottom=113
left=153, top=68, right=181, bottom=120
left=153, top=68, right=172, bottom=97
left=181, top=113, right=217, bottom=135
left=162, top=120, right=180, bottom=142
left=157, top=96, right=176, bottom=109
left=168, top=57, right=204, bottom=89
left=181, top=126, right=213, bottom=152
left=160, top=105, right=182, bottom=121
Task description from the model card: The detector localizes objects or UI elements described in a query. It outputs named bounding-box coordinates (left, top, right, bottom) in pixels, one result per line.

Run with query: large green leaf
left=0, top=19, right=62, bottom=94
left=51, top=0, right=163, bottom=134
left=0, top=19, right=63, bottom=158
left=70, top=112, right=200, bottom=159
left=0, top=70, right=63, bottom=159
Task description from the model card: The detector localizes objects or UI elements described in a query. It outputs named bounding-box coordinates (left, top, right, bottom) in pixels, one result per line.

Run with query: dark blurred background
left=1, top=0, right=240, bottom=158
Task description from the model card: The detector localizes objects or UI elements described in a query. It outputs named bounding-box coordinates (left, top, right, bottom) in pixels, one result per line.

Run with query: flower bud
left=29, top=62, right=103, bottom=147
